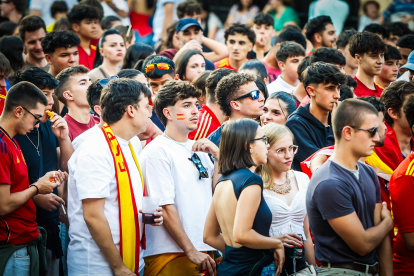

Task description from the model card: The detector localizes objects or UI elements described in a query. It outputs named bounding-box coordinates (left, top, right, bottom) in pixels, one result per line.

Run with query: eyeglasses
left=273, top=145, right=299, bottom=157
left=251, top=136, right=269, bottom=145
left=188, top=153, right=209, bottom=180
left=228, top=90, right=260, bottom=105
left=98, top=75, right=118, bottom=88
left=21, top=106, right=41, bottom=126
left=349, top=126, right=379, bottom=138
left=145, top=63, right=175, bottom=74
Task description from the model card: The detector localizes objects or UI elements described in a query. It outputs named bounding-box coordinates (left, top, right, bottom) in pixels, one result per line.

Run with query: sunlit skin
left=63, top=74, right=92, bottom=109
left=278, top=56, right=305, bottom=86
left=24, top=28, right=46, bottom=62
left=177, top=26, right=203, bottom=46
left=184, top=54, right=205, bottom=82
left=307, top=82, right=341, bottom=112
left=313, top=23, right=337, bottom=49
left=356, top=52, right=385, bottom=76
left=100, top=34, right=126, bottom=63
left=46, top=46, right=79, bottom=76
left=230, top=82, right=265, bottom=118
left=226, top=33, right=253, bottom=69
left=375, top=59, right=399, bottom=88
left=165, top=97, right=199, bottom=132
left=260, top=98, right=288, bottom=126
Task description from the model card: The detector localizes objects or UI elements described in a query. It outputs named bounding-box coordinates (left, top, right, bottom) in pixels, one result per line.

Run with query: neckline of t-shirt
left=329, top=158, right=359, bottom=173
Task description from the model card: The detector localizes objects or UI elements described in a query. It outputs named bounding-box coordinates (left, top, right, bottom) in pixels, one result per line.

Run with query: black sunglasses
left=21, top=106, right=41, bottom=126
left=252, top=135, right=269, bottom=145
left=98, top=75, right=119, bottom=88
left=188, top=153, right=209, bottom=180
left=228, top=90, right=260, bottom=105
left=350, top=126, right=379, bottom=138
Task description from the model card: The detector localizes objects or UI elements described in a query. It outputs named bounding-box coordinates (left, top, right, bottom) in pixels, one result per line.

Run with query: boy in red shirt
left=68, top=4, right=100, bottom=70
left=349, top=31, right=387, bottom=97
left=215, top=23, right=254, bottom=71
left=0, top=81, right=65, bottom=275
left=389, top=95, right=414, bottom=275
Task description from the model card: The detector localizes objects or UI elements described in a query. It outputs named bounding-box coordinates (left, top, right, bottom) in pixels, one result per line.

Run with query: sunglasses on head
left=98, top=75, right=118, bottom=88
left=145, top=63, right=175, bottom=74
left=349, top=126, right=379, bottom=138
left=188, top=153, right=209, bottom=180
left=228, top=90, right=260, bottom=105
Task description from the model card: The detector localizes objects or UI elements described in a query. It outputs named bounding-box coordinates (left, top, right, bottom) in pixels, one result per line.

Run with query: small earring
left=250, top=149, right=253, bottom=153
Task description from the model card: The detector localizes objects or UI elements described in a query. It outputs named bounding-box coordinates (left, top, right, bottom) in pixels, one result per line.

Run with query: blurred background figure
left=359, top=1, right=381, bottom=31
left=262, top=0, right=300, bottom=33
left=224, top=0, right=259, bottom=28
left=308, top=0, right=349, bottom=34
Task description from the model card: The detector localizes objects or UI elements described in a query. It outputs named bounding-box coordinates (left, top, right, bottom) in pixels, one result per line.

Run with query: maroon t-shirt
left=354, top=76, right=383, bottom=98
left=64, top=113, right=100, bottom=141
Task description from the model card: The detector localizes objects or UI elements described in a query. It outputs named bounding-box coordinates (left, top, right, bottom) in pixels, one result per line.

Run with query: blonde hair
left=255, top=123, right=294, bottom=189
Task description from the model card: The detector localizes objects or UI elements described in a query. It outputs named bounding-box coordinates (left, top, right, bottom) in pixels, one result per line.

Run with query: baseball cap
left=176, top=18, right=203, bottom=33
left=402, top=50, right=414, bottom=71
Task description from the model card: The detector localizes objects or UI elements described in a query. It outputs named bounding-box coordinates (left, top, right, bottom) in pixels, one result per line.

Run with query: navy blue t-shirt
left=14, top=121, right=59, bottom=226
left=207, top=123, right=225, bottom=147
left=306, top=160, right=381, bottom=264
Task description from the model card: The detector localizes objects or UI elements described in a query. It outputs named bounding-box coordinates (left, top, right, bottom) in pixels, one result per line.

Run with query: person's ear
left=278, top=61, right=285, bottom=70
left=306, top=85, right=316, bottom=97
left=342, top=126, right=353, bottom=141
left=126, top=105, right=135, bottom=117
left=387, top=107, right=399, bottom=121
left=45, top=54, right=53, bottom=65
left=63, top=90, right=73, bottom=101
left=354, top=53, right=361, bottom=64
left=314, top=33, right=322, bottom=45
left=229, top=100, right=241, bottom=111
left=163, top=107, right=173, bottom=122
left=93, top=105, right=102, bottom=117
left=72, top=23, right=80, bottom=33
left=14, top=106, right=24, bottom=119
left=174, top=74, right=180, bottom=81
left=99, top=47, right=104, bottom=56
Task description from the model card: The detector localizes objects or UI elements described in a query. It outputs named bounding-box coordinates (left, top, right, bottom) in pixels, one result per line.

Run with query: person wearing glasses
left=55, top=65, right=99, bottom=141
left=88, top=29, right=126, bottom=83
left=256, top=123, right=316, bottom=276
left=261, top=92, right=297, bottom=126
left=140, top=81, right=220, bottom=276
left=203, top=119, right=285, bottom=276
left=208, top=73, right=266, bottom=147
left=307, top=98, right=393, bottom=275
left=0, top=81, right=66, bottom=276
left=285, top=62, right=347, bottom=171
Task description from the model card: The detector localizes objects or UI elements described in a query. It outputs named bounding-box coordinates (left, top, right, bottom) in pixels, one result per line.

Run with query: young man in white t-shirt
left=67, top=78, right=163, bottom=276
left=267, top=41, right=305, bottom=94
left=140, top=81, right=220, bottom=276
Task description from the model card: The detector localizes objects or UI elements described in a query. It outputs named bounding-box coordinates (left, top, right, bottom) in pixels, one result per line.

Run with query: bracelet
left=29, top=184, right=39, bottom=195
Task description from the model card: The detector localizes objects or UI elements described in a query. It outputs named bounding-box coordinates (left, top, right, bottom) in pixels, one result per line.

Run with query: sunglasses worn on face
left=228, top=90, right=260, bottom=105
left=252, top=135, right=269, bottom=145
left=188, top=153, right=209, bottom=180
left=145, top=63, right=175, bottom=74
left=350, top=126, right=379, bottom=138
left=98, top=75, right=119, bottom=88
left=22, top=106, right=41, bottom=126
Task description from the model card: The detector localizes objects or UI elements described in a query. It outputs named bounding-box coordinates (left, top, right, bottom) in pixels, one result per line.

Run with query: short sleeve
left=229, top=5, right=238, bottom=16
left=140, top=154, right=175, bottom=206
left=313, top=179, right=355, bottom=220
left=366, top=164, right=381, bottom=204
left=242, top=173, right=263, bottom=191
left=0, top=152, right=11, bottom=185
left=75, top=152, right=112, bottom=200
left=390, top=175, right=414, bottom=234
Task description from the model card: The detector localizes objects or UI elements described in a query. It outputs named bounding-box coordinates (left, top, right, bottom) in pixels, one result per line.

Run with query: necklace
left=25, top=130, right=40, bottom=156
left=270, top=171, right=291, bottom=195
left=163, top=132, right=193, bottom=155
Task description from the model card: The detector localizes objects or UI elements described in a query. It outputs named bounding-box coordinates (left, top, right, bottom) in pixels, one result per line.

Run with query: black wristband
left=29, top=184, right=39, bottom=195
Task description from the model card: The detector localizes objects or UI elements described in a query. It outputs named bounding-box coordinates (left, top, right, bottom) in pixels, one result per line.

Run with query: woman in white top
left=256, top=123, right=316, bottom=276
left=88, top=29, right=126, bottom=83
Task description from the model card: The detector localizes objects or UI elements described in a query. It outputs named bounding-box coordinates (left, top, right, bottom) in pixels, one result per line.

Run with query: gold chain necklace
left=270, top=171, right=291, bottom=195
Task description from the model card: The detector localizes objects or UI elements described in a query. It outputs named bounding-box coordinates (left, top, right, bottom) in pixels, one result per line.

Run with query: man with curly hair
left=208, top=73, right=265, bottom=146
left=140, top=81, right=219, bottom=276
left=42, top=30, right=81, bottom=78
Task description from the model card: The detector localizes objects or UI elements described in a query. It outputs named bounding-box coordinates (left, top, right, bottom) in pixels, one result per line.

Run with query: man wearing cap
left=161, top=18, right=228, bottom=67
left=400, top=50, right=414, bottom=82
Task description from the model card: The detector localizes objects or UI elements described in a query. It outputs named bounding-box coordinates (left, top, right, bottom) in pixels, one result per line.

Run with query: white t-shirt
left=267, top=75, right=296, bottom=95
left=72, top=124, right=99, bottom=150
left=30, top=0, right=78, bottom=26
left=67, top=129, right=144, bottom=275
left=139, top=135, right=214, bottom=256
left=152, top=0, right=185, bottom=43
left=101, top=0, right=131, bottom=26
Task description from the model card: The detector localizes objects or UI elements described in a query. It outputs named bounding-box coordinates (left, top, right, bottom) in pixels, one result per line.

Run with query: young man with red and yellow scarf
left=67, top=78, right=163, bottom=276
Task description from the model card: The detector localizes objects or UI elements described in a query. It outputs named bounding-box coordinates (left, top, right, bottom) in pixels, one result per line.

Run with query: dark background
left=209, top=0, right=361, bottom=31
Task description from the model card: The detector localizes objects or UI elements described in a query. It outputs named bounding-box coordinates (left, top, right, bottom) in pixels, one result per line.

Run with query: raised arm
left=201, top=37, right=229, bottom=63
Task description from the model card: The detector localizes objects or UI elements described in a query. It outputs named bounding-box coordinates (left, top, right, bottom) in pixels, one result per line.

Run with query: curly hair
left=349, top=31, right=387, bottom=57
left=10, top=67, right=58, bottom=90
left=67, top=3, right=100, bottom=26
left=205, top=68, right=236, bottom=104
left=215, top=73, right=256, bottom=117
left=41, top=30, right=80, bottom=55
left=225, top=23, right=255, bottom=45
left=302, top=62, right=347, bottom=90
left=153, top=81, right=200, bottom=126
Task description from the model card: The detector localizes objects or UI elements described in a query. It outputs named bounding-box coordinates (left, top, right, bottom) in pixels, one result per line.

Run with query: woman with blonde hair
left=256, top=123, right=317, bottom=276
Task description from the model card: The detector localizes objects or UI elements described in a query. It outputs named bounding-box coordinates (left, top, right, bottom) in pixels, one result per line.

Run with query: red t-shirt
left=354, top=76, right=384, bottom=98
left=0, top=127, right=39, bottom=245
left=262, top=61, right=280, bottom=83
left=64, top=113, right=100, bottom=141
left=389, top=153, right=414, bottom=275
left=188, top=105, right=221, bottom=140
left=0, top=87, right=6, bottom=115
left=78, top=44, right=96, bottom=70
left=214, top=57, right=239, bottom=71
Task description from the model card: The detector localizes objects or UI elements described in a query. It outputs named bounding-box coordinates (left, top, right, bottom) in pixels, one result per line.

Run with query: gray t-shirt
left=306, top=159, right=381, bottom=264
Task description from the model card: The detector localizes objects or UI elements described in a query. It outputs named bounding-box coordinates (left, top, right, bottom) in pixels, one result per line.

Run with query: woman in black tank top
left=203, top=119, right=285, bottom=276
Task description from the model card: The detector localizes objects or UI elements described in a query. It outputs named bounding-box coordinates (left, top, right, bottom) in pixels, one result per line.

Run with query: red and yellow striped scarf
left=101, top=123, right=145, bottom=274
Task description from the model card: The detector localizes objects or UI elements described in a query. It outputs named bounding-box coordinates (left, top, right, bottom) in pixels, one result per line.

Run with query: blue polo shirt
left=306, top=159, right=381, bottom=265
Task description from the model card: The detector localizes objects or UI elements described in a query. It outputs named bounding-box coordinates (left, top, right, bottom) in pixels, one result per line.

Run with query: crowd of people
left=0, top=0, right=414, bottom=276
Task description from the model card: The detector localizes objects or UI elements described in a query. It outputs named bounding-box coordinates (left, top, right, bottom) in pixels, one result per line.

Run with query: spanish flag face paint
left=176, top=114, right=185, bottom=120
